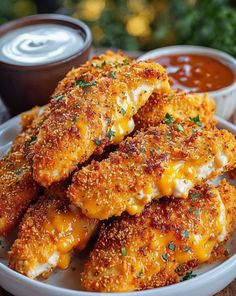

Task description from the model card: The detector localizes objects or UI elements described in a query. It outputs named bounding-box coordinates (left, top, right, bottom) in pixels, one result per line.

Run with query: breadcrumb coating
left=32, top=51, right=170, bottom=187
left=134, top=89, right=216, bottom=129
left=81, top=180, right=236, bottom=292
left=68, top=123, right=236, bottom=219
left=8, top=182, right=99, bottom=279
left=0, top=107, right=45, bottom=236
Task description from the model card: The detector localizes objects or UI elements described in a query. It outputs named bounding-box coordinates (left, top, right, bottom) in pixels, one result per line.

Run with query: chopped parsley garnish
left=121, top=247, right=127, bottom=256
left=190, top=115, right=202, bottom=127
left=25, top=135, right=37, bottom=147
left=192, top=128, right=197, bottom=133
left=162, top=253, right=168, bottom=261
left=121, top=108, right=126, bottom=115
left=107, top=129, right=116, bottom=140
left=156, top=147, right=161, bottom=153
left=94, top=139, right=101, bottom=145
left=185, top=246, right=191, bottom=252
left=190, top=192, right=203, bottom=199
left=166, top=134, right=172, bottom=140
left=101, top=60, right=106, bottom=67
left=76, top=78, right=96, bottom=88
left=76, top=102, right=81, bottom=107
left=176, top=265, right=183, bottom=273
left=106, top=117, right=111, bottom=124
left=55, top=94, right=64, bottom=101
left=168, top=242, right=175, bottom=251
left=164, top=113, right=174, bottom=125
left=176, top=124, right=184, bottom=132
left=110, top=71, right=117, bottom=79
left=14, top=167, right=24, bottom=176
left=182, top=230, right=189, bottom=238
left=72, top=116, right=77, bottom=124
left=188, top=208, right=200, bottom=216
left=136, top=270, right=143, bottom=278
left=181, top=271, right=197, bottom=282
left=92, top=62, right=99, bottom=68
left=122, top=59, right=130, bottom=65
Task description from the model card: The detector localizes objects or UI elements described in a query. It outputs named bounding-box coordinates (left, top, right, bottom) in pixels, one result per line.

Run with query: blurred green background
left=0, top=0, right=236, bottom=56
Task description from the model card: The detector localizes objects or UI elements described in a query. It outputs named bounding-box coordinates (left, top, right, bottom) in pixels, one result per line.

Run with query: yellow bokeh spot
left=13, top=0, right=36, bottom=17
left=126, top=15, right=151, bottom=37
left=127, top=0, right=145, bottom=13
left=76, top=0, right=105, bottom=21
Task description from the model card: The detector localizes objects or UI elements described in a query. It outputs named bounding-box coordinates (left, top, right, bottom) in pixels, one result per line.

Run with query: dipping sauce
left=155, top=54, right=235, bottom=92
left=0, top=24, right=84, bottom=66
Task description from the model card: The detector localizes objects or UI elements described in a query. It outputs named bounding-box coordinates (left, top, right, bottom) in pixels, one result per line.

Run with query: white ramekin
left=139, top=45, right=236, bottom=120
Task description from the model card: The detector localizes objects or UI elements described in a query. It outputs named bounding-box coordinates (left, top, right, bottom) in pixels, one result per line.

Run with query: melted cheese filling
left=145, top=190, right=227, bottom=274
left=27, top=205, right=96, bottom=277
left=127, top=153, right=228, bottom=215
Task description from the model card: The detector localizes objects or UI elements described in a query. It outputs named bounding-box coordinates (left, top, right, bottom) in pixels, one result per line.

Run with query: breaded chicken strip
left=32, top=51, right=170, bottom=187
left=0, top=107, right=45, bottom=236
left=134, top=90, right=216, bottom=129
left=8, top=182, right=99, bottom=279
left=68, top=123, right=236, bottom=219
left=81, top=180, right=236, bottom=292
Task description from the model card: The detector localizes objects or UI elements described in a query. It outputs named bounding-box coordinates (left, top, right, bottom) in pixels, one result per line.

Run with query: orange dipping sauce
left=155, top=54, right=235, bottom=93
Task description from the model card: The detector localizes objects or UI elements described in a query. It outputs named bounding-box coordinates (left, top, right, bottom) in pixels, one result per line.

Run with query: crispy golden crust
left=0, top=107, right=46, bottom=236
left=134, top=90, right=216, bottom=130
left=8, top=185, right=99, bottom=279
left=32, top=51, right=170, bottom=187
left=68, top=123, right=236, bottom=219
left=81, top=180, right=236, bottom=292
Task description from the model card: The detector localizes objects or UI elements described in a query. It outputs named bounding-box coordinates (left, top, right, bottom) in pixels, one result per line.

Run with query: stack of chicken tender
left=1, top=51, right=236, bottom=292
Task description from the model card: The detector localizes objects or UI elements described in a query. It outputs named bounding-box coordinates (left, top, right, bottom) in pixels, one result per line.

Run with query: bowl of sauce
left=139, top=46, right=236, bottom=119
left=0, top=14, right=92, bottom=115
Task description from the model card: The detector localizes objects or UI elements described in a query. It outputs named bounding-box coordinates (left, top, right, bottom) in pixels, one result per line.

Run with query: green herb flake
left=182, top=230, right=189, bottom=238
left=166, top=134, right=172, bottom=140
left=188, top=208, right=200, bottom=216
left=190, top=192, right=203, bottom=199
left=164, top=113, right=174, bottom=125
left=55, top=95, right=64, bottom=101
left=121, top=108, right=126, bottom=115
left=156, top=147, right=161, bottom=153
left=110, top=71, right=117, bottom=79
left=25, top=135, right=37, bottom=147
left=192, top=128, right=197, bottom=133
left=162, top=253, right=168, bottom=262
left=14, top=167, right=24, bottom=176
left=122, top=59, right=130, bottom=65
left=101, top=60, right=106, bottom=67
left=176, top=265, right=183, bottom=273
left=92, top=62, right=99, bottom=68
left=181, top=271, right=197, bottom=282
left=76, top=78, right=96, bottom=88
left=121, top=247, right=127, bottom=256
left=76, top=102, right=81, bottom=107
left=107, top=129, right=116, bottom=140
left=72, top=116, right=77, bottom=124
left=94, top=139, right=101, bottom=145
left=106, top=117, right=111, bottom=124
left=185, top=246, right=191, bottom=252
left=190, top=115, right=202, bottom=127
left=176, top=124, right=184, bottom=132
left=136, top=270, right=143, bottom=278
left=168, top=241, right=175, bottom=251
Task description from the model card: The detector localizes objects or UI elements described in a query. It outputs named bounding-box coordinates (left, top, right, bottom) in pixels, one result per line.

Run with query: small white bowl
left=139, top=45, right=236, bottom=120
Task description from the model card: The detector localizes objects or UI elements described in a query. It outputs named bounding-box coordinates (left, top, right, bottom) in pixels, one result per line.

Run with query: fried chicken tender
left=32, top=51, right=170, bottom=187
left=8, top=182, right=99, bottom=279
left=81, top=180, right=236, bottom=292
left=68, top=123, right=236, bottom=220
left=134, top=90, right=216, bottom=129
left=0, top=107, right=44, bottom=236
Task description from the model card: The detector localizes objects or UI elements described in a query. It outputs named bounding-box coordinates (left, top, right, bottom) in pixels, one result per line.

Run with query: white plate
left=0, top=115, right=236, bottom=296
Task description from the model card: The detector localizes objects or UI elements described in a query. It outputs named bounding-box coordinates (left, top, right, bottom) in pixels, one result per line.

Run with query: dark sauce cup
left=0, top=14, right=92, bottom=115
